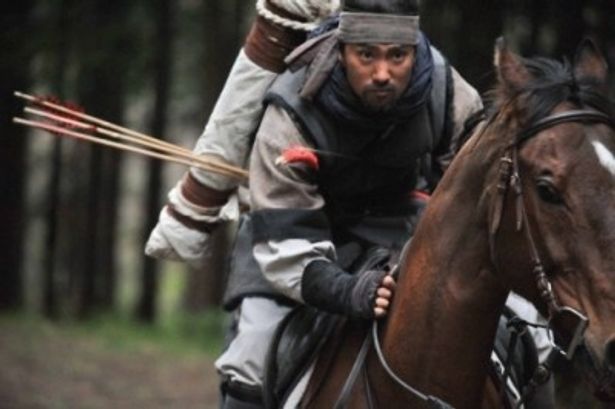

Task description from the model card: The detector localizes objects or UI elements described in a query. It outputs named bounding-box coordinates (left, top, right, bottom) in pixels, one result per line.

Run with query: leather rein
left=334, top=109, right=615, bottom=409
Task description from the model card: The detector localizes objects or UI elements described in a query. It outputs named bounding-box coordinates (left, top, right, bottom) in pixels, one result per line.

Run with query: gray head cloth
left=286, top=0, right=421, bottom=99
left=338, top=12, right=419, bottom=45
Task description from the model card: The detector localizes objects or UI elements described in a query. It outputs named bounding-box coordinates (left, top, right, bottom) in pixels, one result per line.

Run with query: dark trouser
left=221, top=379, right=264, bottom=409
left=527, top=377, right=555, bottom=409
left=222, top=395, right=264, bottom=409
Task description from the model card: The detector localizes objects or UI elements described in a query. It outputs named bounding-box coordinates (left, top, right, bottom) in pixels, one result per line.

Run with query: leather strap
left=499, top=317, right=524, bottom=408
left=333, top=332, right=372, bottom=409
left=182, top=172, right=232, bottom=207
left=515, top=110, right=614, bottom=146
left=165, top=205, right=219, bottom=233
left=244, top=12, right=307, bottom=73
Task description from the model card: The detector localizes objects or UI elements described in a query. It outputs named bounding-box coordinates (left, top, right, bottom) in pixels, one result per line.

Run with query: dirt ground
left=0, top=317, right=220, bottom=409
left=0, top=316, right=610, bottom=409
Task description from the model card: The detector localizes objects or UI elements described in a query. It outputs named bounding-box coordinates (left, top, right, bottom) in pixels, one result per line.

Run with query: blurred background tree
left=0, top=1, right=613, bottom=406
left=0, top=0, right=613, bottom=322
left=1, top=0, right=254, bottom=323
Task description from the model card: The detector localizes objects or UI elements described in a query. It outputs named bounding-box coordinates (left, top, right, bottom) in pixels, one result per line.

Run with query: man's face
left=341, top=43, right=415, bottom=112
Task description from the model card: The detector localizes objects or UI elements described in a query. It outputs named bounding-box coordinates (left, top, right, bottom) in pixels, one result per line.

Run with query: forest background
left=1, top=1, right=614, bottom=408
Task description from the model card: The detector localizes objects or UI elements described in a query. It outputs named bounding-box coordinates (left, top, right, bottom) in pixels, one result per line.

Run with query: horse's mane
left=487, top=55, right=613, bottom=121
left=457, top=55, right=613, bottom=151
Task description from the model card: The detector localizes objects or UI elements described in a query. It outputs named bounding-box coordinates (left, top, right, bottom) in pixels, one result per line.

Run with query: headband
left=338, top=11, right=419, bottom=45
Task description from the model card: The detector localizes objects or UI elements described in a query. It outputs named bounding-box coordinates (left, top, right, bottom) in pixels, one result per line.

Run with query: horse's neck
left=378, top=142, right=510, bottom=408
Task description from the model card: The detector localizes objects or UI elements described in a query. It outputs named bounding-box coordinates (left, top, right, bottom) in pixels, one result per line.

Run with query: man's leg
left=216, top=297, right=293, bottom=408
left=506, top=293, right=555, bottom=408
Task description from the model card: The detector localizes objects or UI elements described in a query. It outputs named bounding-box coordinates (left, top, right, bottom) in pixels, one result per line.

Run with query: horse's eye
left=536, top=177, right=564, bottom=205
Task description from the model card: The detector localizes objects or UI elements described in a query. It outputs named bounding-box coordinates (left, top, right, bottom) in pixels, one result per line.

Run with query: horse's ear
left=494, top=37, right=531, bottom=91
left=574, top=38, right=608, bottom=90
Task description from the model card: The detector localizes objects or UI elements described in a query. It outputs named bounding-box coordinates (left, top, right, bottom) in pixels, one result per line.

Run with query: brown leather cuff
left=181, top=172, right=232, bottom=208
left=165, top=205, right=219, bottom=234
left=244, top=2, right=308, bottom=73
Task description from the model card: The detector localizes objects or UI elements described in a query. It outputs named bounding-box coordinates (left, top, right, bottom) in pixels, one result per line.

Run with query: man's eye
left=391, top=51, right=407, bottom=61
left=359, top=50, right=373, bottom=60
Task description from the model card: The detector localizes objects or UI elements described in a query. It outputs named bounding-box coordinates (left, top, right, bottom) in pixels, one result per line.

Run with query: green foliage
left=76, top=310, right=227, bottom=357
left=0, top=309, right=226, bottom=358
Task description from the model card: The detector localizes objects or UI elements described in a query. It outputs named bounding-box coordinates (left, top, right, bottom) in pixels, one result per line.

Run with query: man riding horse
left=145, top=0, right=559, bottom=407
left=215, top=0, right=488, bottom=407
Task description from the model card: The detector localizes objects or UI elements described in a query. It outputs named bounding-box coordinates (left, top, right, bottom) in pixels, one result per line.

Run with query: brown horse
left=300, top=39, right=615, bottom=409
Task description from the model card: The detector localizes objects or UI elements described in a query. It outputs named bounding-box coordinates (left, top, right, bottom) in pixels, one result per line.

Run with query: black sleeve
left=301, top=259, right=356, bottom=316
left=301, top=259, right=385, bottom=319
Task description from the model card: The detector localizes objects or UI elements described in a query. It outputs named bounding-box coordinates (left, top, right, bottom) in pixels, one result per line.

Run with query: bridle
left=489, top=108, right=615, bottom=360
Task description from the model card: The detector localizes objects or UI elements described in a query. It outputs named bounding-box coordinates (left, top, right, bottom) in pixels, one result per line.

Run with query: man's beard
left=360, top=84, right=399, bottom=113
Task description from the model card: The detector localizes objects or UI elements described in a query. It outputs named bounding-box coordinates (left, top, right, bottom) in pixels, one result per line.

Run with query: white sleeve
left=193, top=49, right=278, bottom=190
left=253, top=239, right=336, bottom=302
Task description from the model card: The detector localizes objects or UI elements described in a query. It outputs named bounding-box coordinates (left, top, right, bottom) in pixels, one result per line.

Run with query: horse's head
left=488, top=39, right=615, bottom=401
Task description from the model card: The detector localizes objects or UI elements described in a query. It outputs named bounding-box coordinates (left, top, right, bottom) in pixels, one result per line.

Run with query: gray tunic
left=250, top=66, right=483, bottom=303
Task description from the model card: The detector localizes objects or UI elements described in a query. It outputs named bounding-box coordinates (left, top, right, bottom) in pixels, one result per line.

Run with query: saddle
left=262, top=246, right=392, bottom=409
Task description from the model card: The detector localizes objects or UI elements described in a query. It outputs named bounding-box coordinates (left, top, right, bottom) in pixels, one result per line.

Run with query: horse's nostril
left=606, top=338, right=615, bottom=368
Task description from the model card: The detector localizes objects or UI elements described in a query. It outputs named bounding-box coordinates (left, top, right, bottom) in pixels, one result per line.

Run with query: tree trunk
left=421, top=1, right=460, bottom=71
left=548, top=0, right=586, bottom=58
left=200, top=0, right=244, bottom=119
left=72, top=0, right=129, bottom=318
left=137, top=0, right=174, bottom=323
left=422, top=0, right=503, bottom=94
left=457, top=0, right=503, bottom=94
left=42, top=0, right=74, bottom=320
left=525, top=0, right=549, bottom=55
left=0, top=1, right=34, bottom=310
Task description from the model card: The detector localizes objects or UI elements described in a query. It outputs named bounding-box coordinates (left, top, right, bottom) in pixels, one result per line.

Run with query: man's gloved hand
left=350, top=270, right=396, bottom=318
left=375, top=274, right=396, bottom=318
left=301, top=260, right=396, bottom=319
